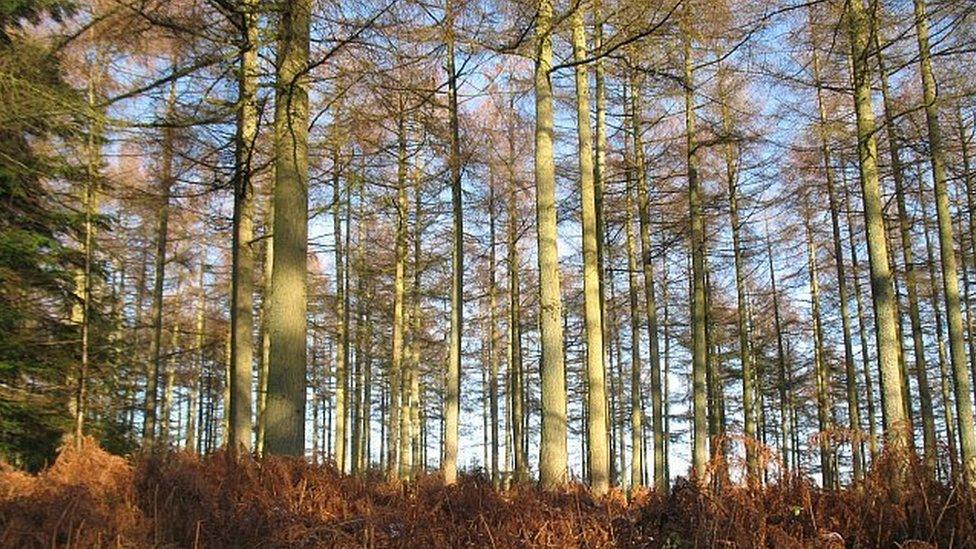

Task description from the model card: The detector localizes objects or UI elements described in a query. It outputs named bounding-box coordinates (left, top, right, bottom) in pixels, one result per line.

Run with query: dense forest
left=1, top=0, right=976, bottom=545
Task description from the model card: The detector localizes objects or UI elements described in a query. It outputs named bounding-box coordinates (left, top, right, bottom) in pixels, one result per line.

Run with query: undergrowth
left=1, top=438, right=972, bottom=547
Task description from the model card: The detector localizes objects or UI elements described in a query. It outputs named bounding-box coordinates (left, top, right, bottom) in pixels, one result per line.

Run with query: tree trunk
left=683, top=6, right=708, bottom=484
left=506, top=91, right=527, bottom=483
left=266, top=0, right=311, bottom=456
left=389, top=103, right=407, bottom=479
left=810, top=20, right=864, bottom=479
left=333, top=146, right=348, bottom=472
left=443, top=0, right=463, bottom=486
left=767, top=227, right=791, bottom=475
left=845, top=0, right=910, bottom=467
left=571, top=4, right=609, bottom=496
left=912, top=0, right=976, bottom=486
left=718, top=65, right=757, bottom=483
left=840, top=169, right=879, bottom=462
left=805, top=216, right=834, bottom=488
left=535, top=0, right=568, bottom=490
left=624, top=176, right=644, bottom=490
left=144, top=77, right=177, bottom=446
left=919, top=178, right=960, bottom=479
left=229, top=0, right=258, bottom=455
left=629, top=71, right=665, bottom=493
left=488, top=180, right=500, bottom=488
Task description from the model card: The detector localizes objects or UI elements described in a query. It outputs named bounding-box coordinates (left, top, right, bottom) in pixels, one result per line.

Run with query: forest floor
left=0, top=439, right=973, bottom=547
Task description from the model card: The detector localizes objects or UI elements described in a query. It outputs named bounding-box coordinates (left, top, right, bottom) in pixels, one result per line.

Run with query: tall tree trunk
left=625, top=177, right=644, bottom=490
left=912, top=0, right=976, bottom=485
left=845, top=0, right=910, bottom=467
left=841, top=169, right=879, bottom=461
left=74, top=61, right=102, bottom=447
left=869, top=26, right=935, bottom=472
left=256, top=198, right=273, bottom=457
left=661, top=246, right=671, bottom=483
left=767, top=227, right=791, bottom=475
left=593, top=0, right=609, bottom=402
left=488, top=180, right=500, bottom=488
left=353, top=175, right=368, bottom=474
left=187, top=262, right=206, bottom=453
left=229, top=0, right=258, bottom=455
left=810, top=19, right=863, bottom=479
left=683, top=5, right=708, bottom=483
left=629, top=71, right=665, bottom=493
left=333, top=146, right=348, bottom=472
left=718, top=65, right=757, bottom=483
left=506, top=92, right=527, bottom=483
left=389, top=103, right=407, bottom=479
left=805, top=216, right=834, bottom=488
left=266, top=0, right=311, bottom=456
left=144, top=77, right=177, bottom=446
left=960, top=107, right=976, bottom=428
left=571, top=4, right=609, bottom=496
left=919, top=178, right=960, bottom=479
left=443, top=0, right=463, bottom=486
left=535, top=0, right=568, bottom=490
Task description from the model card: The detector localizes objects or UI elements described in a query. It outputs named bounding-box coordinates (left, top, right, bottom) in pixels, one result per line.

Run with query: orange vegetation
left=1, top=440, right=972, bottom=547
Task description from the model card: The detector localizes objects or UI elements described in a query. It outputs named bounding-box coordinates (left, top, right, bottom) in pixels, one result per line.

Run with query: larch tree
left=911, top=0, right=976, bottom=487
left=265, top=0, right=311, bottom=456
left=535, top=0, right=568, bottom=490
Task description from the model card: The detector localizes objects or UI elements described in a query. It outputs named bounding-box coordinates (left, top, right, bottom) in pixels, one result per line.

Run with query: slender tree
left=911, top=0, right=976, bottom=486
left=845, top=0, right=910, bottom=465
left=536, top=0, right=568, bottom=489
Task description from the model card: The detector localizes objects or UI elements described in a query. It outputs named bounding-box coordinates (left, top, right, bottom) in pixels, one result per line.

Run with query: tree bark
left=845, top=0, right=910, bottom=468
left=143, top=76, right=177, bottom=447
left=683, top=8, right=708, bottom=483
left=229, top=0, right=258, bottom=455
left=266, top=0, right=311, bottom=456
left=912, top=0, right=976, bottom=486
left=535, top=0, right=568, bottom=490
left=443, top=0, right=463, bottom=486
left=571, top=3, right=609, bottom=496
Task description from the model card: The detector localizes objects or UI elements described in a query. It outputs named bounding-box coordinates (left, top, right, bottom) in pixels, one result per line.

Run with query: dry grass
left=0, top=440, right=972, bottom=547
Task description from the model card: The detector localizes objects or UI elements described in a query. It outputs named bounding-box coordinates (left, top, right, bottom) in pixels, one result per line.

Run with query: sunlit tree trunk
left=840, top=170, right=878, bottom=462
left=352, top=175, right=368, bottom=474
left=718, top=65, right=757, bottom=483
left=187, top=262, right=205, bottom=453
left=912, top=0, right=976, bottom=486
left=410, top=168, right=423, bottom=478
left=389, top=103, right=407, bottom=479
left=73, top=61, right=102, bottom=447
left=266, top=0, right=311, bottom=456
left=845, top=0, right=910, bottom=468
left=228, top=0, right=258, bottom=455
left=624, top=176, right=644, bottom=490
left=571, top=3, right=609, bottom=496
left=256, top=198, right=273, bottom=457
left=868, top=28, right=934, bottom=473
left=332, top=146, right=349, bottom=472
left=506, top=93, right=527, bottom=483
left=628, top=71, right=665, bottom=493
left=960, top=108, right=976, bottom=422
left=535, top=0, right=567, bottom=490
left=443, top=0, right=463, bottom=486
left=805, top=215, right=834, bottom=488
left=919, top=178, right=959, bottom=479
